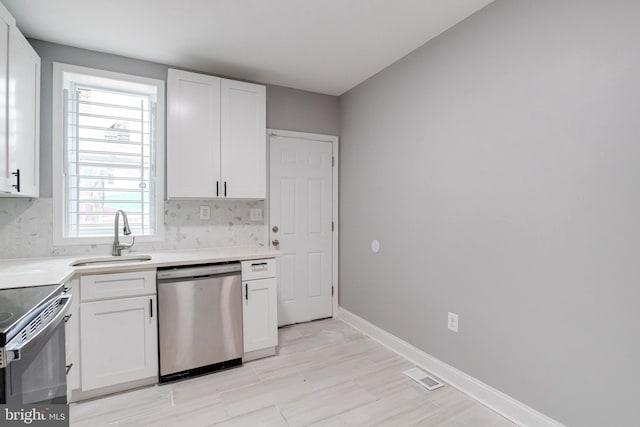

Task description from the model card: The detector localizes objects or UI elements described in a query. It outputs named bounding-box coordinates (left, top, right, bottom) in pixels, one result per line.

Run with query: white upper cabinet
left=9, top=26, right=40, bottom=197
left=0, top=6, right=13, bottom=194
left=221, top=79, right=266, bottom=199
left=167, top=69, right=221, bottom=198
left=167, top=69, right=266, bottom=199
left=0, top=3, right=40, bottom=197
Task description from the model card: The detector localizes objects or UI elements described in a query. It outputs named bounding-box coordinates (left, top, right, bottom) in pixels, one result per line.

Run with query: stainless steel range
left=0, top=284, right=72, bottom=405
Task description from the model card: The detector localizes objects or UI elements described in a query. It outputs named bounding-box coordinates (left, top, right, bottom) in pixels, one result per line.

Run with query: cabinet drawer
left=81, top=270, right=156, bottom=301
left=241, top=259, right=276, bottom=280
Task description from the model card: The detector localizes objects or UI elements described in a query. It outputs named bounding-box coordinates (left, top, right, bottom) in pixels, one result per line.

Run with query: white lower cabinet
left=64, top=278, right=80, bottom=402
left=241, top=259, right=278, bottom=360
left=80, top=295, right=157, bottom=391
left=243, top=278, right=277, bottom=353
left=75, top=270, right=158, bottom=398
left=65, top=259, right=278, bottom=400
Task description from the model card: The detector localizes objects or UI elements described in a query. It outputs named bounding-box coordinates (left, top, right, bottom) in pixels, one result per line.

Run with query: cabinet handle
left=66, top=363, right=73, bottom=375
left=64, top=314, right=72, bottom=323
left=251, top=262, right=268, bottom=272
left=224, top=181, right=227, bottom=197
left=216, top=180, right=219, bottom=197
left=11, top=169, right=20, bottom=192
left=149, top=299, right=153, bottom=318
left=245, top=283, right=248, bottom=301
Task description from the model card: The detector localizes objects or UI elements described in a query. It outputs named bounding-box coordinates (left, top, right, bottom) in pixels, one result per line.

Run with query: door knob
left=272, top=239, right=280, bottom=247
left=272, top=225, right=279, bottom=233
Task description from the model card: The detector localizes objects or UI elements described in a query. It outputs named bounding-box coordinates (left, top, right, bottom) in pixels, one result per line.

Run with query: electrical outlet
left=199, top=205, right=211, bottom=220
left=447, top=312, right=459, bottom=333
left=250, top=208, right=263, bottom=221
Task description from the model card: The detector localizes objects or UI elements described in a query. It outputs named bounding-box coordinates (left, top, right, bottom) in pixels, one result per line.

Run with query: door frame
left=266, top=129, right=339, bottom=319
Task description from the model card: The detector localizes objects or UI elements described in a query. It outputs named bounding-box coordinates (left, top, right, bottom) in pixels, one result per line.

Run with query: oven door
left=0, top=294, right=71, bottom=405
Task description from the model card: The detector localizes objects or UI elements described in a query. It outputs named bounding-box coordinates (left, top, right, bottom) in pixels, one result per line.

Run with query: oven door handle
left=4, top=294, right=72, bottom=366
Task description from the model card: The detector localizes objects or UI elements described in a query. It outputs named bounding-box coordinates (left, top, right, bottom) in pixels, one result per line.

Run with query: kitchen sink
left=70, top=255, right=152, bottom=267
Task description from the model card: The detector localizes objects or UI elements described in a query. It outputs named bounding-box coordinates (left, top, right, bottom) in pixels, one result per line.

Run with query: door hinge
left=331, top=221, right=334, bottom=232
left=332, top=156, right=335, bottom=167
left=331, top=286, right=334, bottom=297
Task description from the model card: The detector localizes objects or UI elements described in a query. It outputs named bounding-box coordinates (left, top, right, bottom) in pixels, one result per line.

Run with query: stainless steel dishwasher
left=157, top=262, right=242, bottom=383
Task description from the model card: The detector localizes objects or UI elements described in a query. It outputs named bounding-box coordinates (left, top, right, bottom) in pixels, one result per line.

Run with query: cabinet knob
left=272, top=225, right=279, bottom=233
left=272, top=239, right=280, bottom=247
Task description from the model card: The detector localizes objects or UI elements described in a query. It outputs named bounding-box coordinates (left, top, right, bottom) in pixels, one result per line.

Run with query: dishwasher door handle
left=157, top=263, right=241, bottom=281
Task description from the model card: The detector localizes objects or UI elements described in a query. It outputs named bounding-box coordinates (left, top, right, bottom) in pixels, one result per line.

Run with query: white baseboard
left=338, top=307, right=564, bottom=427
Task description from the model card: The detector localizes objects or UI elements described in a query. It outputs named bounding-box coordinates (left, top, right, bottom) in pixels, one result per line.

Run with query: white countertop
left=0, top=246, right=279, bottom=290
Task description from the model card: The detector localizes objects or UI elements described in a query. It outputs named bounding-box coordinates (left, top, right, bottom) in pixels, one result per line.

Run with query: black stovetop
left=0, top=284, right=63, bottom=346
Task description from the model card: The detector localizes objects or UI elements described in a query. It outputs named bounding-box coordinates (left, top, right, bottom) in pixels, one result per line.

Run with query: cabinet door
left=64, top=278, right=80, bottom=399
left=220, top=79, right=266, bottom=199
left=243, top=278, right=277, bottom=353
left=167, top=69, right=221, bottom=199
left=0, top=13, right=11, bottom=193
left=8, top=26, right=40, bottom=197
left=80, top=296, right=158, bottom=391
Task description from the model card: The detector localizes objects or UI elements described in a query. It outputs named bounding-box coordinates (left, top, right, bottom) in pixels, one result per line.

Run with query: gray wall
left=267, top=85, right=340, bottom=136
left=339, top=1, right=640, bottom=426
left=29, top=39, right=340, bottom=198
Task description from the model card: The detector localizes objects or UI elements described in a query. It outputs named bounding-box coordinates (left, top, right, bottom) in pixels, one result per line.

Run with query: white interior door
left=270, top=134, right=333, bottom=325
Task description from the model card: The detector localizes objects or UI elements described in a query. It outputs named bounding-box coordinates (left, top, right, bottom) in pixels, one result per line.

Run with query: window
left=53, top=63, right=165, bottom=244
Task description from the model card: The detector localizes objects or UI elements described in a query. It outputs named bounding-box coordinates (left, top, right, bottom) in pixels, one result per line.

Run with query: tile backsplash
left=0, top=198, right=266, bottom=259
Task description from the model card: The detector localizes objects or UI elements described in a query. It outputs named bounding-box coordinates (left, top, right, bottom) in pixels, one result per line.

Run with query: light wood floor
left=70, top=318, right=517, bottom=426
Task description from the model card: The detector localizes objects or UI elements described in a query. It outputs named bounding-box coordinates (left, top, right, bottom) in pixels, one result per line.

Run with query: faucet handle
left=120, top=236, right=135, bottom=252
left=125, top=236, right=135, bottom=248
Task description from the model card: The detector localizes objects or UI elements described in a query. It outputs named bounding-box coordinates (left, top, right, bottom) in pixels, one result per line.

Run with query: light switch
left=199, top=205, right=211, bottom=220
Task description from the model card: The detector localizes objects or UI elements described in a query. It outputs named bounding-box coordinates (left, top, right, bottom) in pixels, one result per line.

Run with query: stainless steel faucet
left=112, top=210, right=135, bottom=256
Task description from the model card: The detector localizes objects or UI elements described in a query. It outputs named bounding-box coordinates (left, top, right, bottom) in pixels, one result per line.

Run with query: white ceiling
left=3, top=0, right=494, bottom=96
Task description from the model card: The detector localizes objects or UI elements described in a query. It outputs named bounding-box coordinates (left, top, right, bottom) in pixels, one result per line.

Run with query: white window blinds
left=62, top=73, right=159, bottom=238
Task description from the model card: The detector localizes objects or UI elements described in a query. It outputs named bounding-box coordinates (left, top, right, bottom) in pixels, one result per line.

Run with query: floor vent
left=404, top=368, right=444, bottom=391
